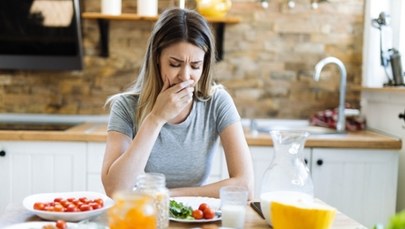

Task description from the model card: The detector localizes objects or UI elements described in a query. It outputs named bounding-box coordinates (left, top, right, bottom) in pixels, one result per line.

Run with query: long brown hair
left=107, top=8, right=217, bottom=129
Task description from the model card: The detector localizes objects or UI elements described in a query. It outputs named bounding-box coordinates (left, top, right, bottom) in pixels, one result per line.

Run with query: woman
left=102, top=8, right=254, bottom=199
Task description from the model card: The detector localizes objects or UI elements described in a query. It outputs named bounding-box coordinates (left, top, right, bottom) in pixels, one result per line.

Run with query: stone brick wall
left=0, top=0, right=364, bottom=119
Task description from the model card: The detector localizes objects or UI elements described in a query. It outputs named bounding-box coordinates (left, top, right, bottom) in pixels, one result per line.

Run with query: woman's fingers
left=152, top=79, right=195, bottom=122
left=161, top=77, right=170, bottom=93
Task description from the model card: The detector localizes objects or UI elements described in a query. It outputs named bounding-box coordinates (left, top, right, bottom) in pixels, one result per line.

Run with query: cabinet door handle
left=399, top=109, right=405, bottom=123
left=0, top=150, right=6, bottom=157
left=304, top=159, right=308, bottom=165
left=316, top=159, right=323, bottom=166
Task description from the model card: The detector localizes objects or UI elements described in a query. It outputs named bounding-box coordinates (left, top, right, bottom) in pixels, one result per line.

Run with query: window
left=362, top=0, right=404, bottom=87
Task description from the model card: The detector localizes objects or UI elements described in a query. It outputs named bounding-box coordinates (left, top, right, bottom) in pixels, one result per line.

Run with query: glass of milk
left=220, top=186, right=248, bottom=229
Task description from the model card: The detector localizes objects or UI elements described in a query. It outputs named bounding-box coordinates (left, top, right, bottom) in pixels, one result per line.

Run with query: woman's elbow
left=234, top=174, right=254, bottom=201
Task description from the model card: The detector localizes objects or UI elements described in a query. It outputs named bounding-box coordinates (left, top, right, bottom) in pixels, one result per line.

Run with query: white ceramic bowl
left=23, top=191, right=114, bottom=222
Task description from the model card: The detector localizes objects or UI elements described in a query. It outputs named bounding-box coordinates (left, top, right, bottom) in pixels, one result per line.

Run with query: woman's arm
left=170, top=121, right=255, bottom=200
left=101, top=114, right=165, bottom=197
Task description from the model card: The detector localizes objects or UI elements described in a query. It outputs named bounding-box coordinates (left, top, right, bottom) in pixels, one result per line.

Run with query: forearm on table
left=169, top=176, right=253, bottom=199
left=103, top=114, right=165, bottom=196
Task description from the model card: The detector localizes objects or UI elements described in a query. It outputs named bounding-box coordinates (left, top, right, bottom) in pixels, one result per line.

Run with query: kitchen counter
left=0, top=122, right=401, bottom=149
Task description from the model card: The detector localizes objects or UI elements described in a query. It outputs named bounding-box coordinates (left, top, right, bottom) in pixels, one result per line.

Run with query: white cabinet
left=87, top=142, right=106, bottom=194
left=0, top=141, right=86, bottom=214
left=362, top=89, right=405, bottom=212
left=311, top=148, right=398, bottom=228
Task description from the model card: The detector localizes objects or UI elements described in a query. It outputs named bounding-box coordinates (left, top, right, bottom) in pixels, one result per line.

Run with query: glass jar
left=134, top=173, right=169, bottom=229
left=108, top=191, right=157, bottom=229
left=260, top=130, right=314, bottom=226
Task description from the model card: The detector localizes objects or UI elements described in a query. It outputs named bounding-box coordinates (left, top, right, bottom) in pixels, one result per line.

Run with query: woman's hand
left=150, top=78, right=194, bottom=123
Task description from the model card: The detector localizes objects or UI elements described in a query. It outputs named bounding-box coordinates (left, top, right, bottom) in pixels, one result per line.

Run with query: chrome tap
left=314, top=57, right=347, bottom=132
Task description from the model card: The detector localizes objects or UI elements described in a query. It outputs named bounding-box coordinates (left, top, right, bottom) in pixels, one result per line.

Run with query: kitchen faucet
left=314, top=57, right=347, bottom=132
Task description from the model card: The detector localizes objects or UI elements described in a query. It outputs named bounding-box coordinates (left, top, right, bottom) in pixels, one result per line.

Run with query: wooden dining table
left=0, top=201, right=367, bottom=229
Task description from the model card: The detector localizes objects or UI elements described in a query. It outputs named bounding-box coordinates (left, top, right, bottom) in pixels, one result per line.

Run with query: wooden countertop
left=0, top=123, right=401, bottom=149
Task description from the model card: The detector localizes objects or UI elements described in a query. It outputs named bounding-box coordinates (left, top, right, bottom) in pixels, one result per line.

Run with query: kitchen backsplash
left=0, top=0, right=364, bottom=119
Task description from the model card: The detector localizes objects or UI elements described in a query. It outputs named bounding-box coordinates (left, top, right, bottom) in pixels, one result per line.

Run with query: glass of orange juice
left=108, top=191, right=157, bottom=229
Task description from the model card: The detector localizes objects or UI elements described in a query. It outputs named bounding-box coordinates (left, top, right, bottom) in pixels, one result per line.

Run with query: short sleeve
left=107, top=94, right=137, bottom=138
left=213, top=88, right=241, bottom=134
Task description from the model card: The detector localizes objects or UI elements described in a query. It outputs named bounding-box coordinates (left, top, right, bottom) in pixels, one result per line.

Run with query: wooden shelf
left=362, top=87, right=405, bottom=93
left=81, top=12, right=240, bottom=59
left=82, top=12, right=241, bottom=24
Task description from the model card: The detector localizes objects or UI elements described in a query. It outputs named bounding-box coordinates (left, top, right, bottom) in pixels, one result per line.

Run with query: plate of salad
left=169, top=196, right=221, bottom=223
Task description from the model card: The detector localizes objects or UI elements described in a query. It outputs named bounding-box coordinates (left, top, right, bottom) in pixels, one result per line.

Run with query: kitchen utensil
left=389, top=48, right=405, bottom=85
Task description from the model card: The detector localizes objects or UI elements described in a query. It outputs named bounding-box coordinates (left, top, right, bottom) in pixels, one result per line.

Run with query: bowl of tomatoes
left=22, top=191, right=114, bottom=222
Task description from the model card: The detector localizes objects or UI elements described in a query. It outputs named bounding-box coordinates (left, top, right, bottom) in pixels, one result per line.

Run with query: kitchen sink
left=0, top=122, right=80, bottom=131
left=245, top=119, right=344, bottom=135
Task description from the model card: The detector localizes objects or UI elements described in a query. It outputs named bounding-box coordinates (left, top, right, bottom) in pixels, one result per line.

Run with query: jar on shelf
left=196, top=0, right=232, bottom=18
left=134, top=173, right=169, bottom=229
left=260, top=130, right=314, bottom=226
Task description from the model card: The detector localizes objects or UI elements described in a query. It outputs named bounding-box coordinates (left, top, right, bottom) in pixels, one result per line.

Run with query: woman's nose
left=179, top=66, right=191, bottom=81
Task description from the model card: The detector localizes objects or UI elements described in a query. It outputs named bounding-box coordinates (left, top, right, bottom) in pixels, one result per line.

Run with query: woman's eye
left=191, top=65, right=201, bottom=70
left=169, top=63, right=180, bottom=67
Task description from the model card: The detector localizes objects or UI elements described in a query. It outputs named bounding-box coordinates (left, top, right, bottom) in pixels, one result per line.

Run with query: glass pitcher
left=260, top=130, right=314, bottom=226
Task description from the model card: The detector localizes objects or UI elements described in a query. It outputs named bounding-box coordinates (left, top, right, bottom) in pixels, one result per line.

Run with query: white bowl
left=23, top=191, right=114, bottom=222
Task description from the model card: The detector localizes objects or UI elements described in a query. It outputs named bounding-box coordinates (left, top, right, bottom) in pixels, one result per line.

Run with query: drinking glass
left=220, top=186, right=248, bottom=229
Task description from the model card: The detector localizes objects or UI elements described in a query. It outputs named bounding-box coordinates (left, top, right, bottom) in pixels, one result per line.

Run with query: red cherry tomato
left=65, top=204, right=76, bottom=212
left=79, top=197, right=89, bottom=204
left=56, top=220, right=67, bottom=229
left=89, top=202, right=101, bottom=210
left=79, top=204, right=93, bottom=211
left=192, top=209, right=204, bottom=219
left=198, top=203, right=208, bottom=212
left=33, top=202, right=45, bottom=210
left=203, top=207, right=215, bottom=219
left=94, top=198, right=104, bottom=207
left=44, top=206, right=55, bottom=212
left=53, top=204, right=64, bottom=212
left=53, top=197, right=63, bottom=203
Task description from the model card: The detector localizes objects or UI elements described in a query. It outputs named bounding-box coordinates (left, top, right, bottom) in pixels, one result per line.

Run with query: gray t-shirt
left=107, top=87, right=240, bottom=188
